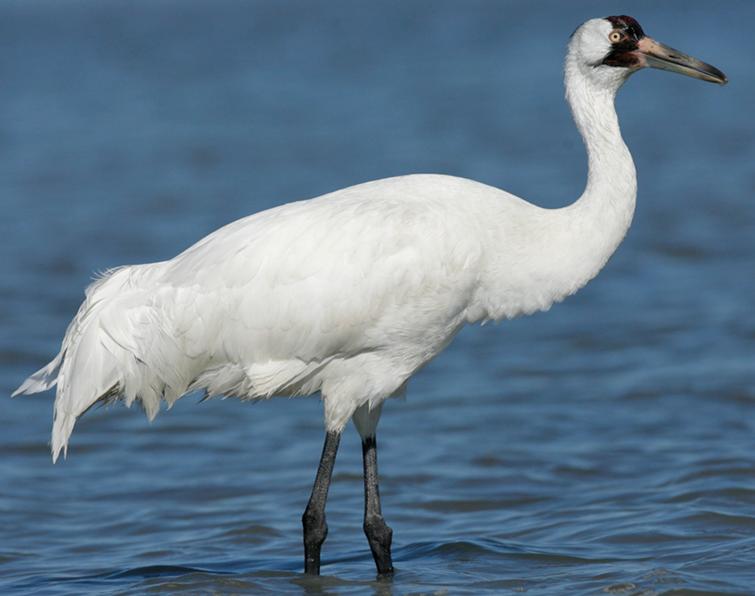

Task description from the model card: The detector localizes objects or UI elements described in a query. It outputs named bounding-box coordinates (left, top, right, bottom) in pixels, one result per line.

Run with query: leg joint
left=303, top=508, right=328, bottom=545
left=363, top=513, right=393, bottom=544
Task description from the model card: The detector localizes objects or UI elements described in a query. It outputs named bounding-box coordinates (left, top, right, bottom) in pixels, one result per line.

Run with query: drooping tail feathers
left=13, top=264, right=193, bottom=463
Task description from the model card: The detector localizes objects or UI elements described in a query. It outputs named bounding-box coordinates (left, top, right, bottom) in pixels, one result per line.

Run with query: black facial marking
left=602, top=15, right=646, bottom=68
left=606, top=15, right=645, bottom=40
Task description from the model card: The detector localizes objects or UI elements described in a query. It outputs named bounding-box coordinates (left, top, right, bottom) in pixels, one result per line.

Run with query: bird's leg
left=362, top=434, right=394, bottom=576
left=302, top=430, right=341, bottom=575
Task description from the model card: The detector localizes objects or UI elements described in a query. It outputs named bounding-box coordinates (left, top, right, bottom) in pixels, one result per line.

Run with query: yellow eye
left=609, top=31, right=622, bottom=43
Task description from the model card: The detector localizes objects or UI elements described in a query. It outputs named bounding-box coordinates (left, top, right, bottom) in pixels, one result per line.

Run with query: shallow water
left=2, top=1, right=754, bottom=594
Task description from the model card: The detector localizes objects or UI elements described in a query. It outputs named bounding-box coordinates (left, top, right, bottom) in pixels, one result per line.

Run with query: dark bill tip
left=639, top=37, right=728, bottom=85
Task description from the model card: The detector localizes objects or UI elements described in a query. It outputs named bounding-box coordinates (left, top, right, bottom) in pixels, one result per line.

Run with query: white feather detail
left=14, top=18, right=640, bottom=462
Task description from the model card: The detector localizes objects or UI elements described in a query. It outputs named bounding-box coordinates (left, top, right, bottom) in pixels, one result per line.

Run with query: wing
left=159, top=175, right=486, bottom=366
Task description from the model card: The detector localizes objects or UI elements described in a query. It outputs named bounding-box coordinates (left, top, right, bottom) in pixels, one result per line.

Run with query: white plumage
left=13, top=15, right=726, bottom=576
left=18, top=165, right=635, bottom=461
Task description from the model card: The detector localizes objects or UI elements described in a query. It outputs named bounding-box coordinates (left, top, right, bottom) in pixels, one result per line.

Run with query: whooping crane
left=14, top=16, right=726, bottom=576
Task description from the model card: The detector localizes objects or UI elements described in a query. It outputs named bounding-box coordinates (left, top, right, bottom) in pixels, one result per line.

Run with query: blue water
left=2, top=1, right=754, bottom=594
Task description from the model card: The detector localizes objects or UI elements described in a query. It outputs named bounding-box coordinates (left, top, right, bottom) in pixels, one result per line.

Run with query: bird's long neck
left=473, top=58, right=636, bottom=321
left=555, top=59, right=637, bottom=295
left=566, top=59, right=637, bottom=227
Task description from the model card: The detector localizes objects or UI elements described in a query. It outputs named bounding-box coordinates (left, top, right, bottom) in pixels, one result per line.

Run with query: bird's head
left=568, top=16, right=727, bottom=91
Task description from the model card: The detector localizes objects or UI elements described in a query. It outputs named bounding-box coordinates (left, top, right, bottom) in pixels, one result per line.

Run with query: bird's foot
left=303, top=509, right=328, bottom=575
left=364, top=514, right=394, bottom=576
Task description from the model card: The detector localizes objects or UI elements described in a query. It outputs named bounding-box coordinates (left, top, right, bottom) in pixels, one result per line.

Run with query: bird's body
left=15, top=15, right=726, bottom=577
left=24, top=163, right=635, bottom=459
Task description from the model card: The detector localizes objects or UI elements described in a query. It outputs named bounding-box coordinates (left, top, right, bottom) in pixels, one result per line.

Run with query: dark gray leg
left=362, top=435, right=394, bottom=575
left=303, top=430, right=341, bottom=575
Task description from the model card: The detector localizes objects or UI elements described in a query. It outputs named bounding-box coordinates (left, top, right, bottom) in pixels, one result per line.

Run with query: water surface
left=2, top=1, right=754, bottom=594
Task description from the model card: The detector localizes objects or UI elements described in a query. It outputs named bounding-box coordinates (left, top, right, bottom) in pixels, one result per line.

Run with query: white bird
left=14, top=16, right=726, bottom=576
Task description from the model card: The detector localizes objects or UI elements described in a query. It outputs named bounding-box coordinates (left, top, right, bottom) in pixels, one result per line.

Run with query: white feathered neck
left=473, top=36, right=637, bottom=321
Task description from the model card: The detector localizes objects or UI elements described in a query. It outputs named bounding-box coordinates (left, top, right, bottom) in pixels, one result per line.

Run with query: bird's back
left=18, top=173, right=516, bottom=457
left=156, top=174, right=490, bottom=395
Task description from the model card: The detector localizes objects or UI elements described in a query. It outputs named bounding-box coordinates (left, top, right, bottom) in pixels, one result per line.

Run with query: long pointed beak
left=638, top=37, right=727, bottom=85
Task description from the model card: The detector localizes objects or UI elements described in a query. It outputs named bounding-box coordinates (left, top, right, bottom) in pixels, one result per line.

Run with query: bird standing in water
left=15, top=16, right=726, bottom=576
